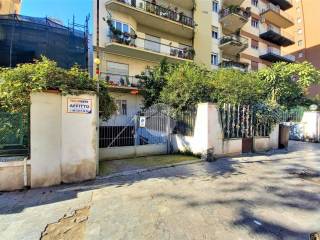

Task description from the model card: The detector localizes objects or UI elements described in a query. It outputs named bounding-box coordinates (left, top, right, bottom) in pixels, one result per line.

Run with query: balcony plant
left=106, top=19, right=123, bottom=41
left=186, top=48, right=195, bottom=60
left=170, top=48, right=179, bottom=57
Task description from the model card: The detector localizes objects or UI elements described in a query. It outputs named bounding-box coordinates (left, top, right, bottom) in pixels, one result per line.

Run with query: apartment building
left=284, top=0, right=319, bottom=68
left=93, top=0, right=199, bottom=119
left=93, top=0, right=295, bottom=117
left=0, top=0, right=21, bottom=14
left=237, top=0, right=295, bottom=71
left=282, top=0, right=320, bottom=97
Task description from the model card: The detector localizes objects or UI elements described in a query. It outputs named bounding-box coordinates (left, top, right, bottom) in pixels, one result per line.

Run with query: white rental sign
left=139, top=116, right=146, bottom=127
left=67, top=98, right=92, bottom=114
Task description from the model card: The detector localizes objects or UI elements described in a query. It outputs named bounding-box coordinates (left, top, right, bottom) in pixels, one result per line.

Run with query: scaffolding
left=0, top=14, right=89, bottom=69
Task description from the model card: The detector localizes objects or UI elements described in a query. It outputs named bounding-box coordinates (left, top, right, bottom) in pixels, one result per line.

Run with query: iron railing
left=172, top=107, right=197, bottom=136
left=280, top=109, right=305, bottom=122
left=100, top=73, right=141, bottom=88
left=108, top=33, right=195, bottom=60
left=219, top=60, right=249, bottom=71
left=0, top=112, right=29, bottom=157
left=261, top=3, right=294, bottom=23
left=219, top=6, right=251, bottom=20
left=220, top=34, right=248, bottom=46
left=220, top=104, right=272, bottom=139
left=260, top=25, right=294, bottom=42
left=263, top=47, right=295, bottom=62
left=115, top=0, right=195, bottom=27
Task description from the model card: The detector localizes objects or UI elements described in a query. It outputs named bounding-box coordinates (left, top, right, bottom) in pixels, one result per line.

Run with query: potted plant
left=187, top=48, right=195, bottom=59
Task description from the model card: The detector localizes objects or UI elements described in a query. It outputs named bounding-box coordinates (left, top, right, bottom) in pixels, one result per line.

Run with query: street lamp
left=94, top=57, right=101, bottom=92
left=94, top=57, right=101, bottom=74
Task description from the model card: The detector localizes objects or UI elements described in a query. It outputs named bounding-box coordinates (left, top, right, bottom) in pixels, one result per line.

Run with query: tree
left=258, top=62, right=320, bottom=108
left=211, top=68, right=266, bottom=105
left=0, top=57, right=115, bottom=120
left=138, top=58, right=171, bottom=108
left=160, top=62, right=213, bottom=113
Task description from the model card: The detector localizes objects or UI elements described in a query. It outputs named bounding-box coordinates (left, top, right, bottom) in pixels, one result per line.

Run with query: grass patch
left=99, top=154, right=200, bottom=176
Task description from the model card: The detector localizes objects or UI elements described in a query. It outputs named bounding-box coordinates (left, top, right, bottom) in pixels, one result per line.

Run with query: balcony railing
left=261, top=3, right=294, bottom=23
left=99, top=72, right=141, bottom=88
left=260, top=25, right=295, bottom=46
left=261, top=47, right=295, bottom=62
left=263, top=25, right=294, bottom=41
left=220, top=35, right=248, bottom=46
left=268, top=0, right=293, bottom=10
left=219, top=60, right=249, bottom=71
left=115, top=0, right=195, bottom=27
left=219, top=6, right=251, bottom=20
left=108, top=32, right=195, bottom=60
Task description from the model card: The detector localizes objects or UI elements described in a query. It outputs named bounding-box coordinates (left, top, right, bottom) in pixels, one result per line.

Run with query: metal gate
left=220, top=104, right=272, bottom=153
left=99, top=104, right=172, bottom=156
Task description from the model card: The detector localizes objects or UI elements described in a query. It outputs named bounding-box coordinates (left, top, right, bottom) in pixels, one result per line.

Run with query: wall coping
left=0, top=160, right=31, bottom=167
left=40, top=90, right=97, bottom=95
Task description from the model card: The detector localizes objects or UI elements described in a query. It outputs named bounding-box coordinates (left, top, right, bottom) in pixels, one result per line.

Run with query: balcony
left=219, top=6, right=251, bottom=34
left=99, top=73, right=141, bottom=90
left=260, top=3, right=294, bottom=28
left=222, top=0, right=245, bottom=7
left=259, top=47, right=295, bottom=63
left=219, top=35, right=248, bottom=56
left=260, top=25, right=294, bottom=46
left=219, top=60, right=249, bottom=71
left=104, top=33, right=194, bottom=63
left=268, top=0, right=293, bottom=11
left=105, top=0, right=195, bottom=39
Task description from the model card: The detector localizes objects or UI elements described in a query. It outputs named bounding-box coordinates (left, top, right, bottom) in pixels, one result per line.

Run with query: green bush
left=0, top=57, right=115, bottom=120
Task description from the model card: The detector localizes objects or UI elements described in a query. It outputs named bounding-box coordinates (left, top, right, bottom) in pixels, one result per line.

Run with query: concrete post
left=30, top=92, right=62, bottom=188
left=172, top=103, right=224, bottom=157
left=30, top=91, right=98, bottom=188
left=60, top=94, right=98, bottom=183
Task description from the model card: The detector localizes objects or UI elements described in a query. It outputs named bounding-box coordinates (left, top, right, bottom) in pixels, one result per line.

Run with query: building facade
left=284, top=0, right=319, bottom=68
left=0, top=15, right=88, bottom=69
left=283, top=0, right=320, bottom=98
left=0, top=0, right=21, bottom=14
left=93, top=0, right=295, bottom=115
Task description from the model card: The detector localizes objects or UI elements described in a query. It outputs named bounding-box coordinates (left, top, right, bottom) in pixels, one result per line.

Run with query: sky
left=21, top=0, right=92, bottom=32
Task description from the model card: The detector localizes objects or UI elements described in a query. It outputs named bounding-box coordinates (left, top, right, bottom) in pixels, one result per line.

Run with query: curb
left=97, top=159, right=203, bottom=180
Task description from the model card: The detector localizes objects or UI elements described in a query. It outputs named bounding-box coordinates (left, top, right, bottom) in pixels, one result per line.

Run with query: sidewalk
left=0, top=141, right=319, bottom=240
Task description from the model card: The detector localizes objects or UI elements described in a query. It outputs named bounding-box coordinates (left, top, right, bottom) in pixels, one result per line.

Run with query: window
left=297, top=18, right=302, bottom=24
left=111, top=20, right=130, bottom=34
left=106, top=62, right=129, bottom=86
left=251, top=39, right=259, bottom=50
left=115, top=100, right=127, bottom=115
left=212, top=1, right=219, bottom=13
left=251, top=61, right=259, bottom=71
left=251, top=18, right=259, bottom=28
left=211, top=53, right=219, bottom=65
left=212, top=26, right=219, bottom=39
left=297, top=29, right=303, bottom=35
left=251, top=0, right=258, bottom=7
left=145, top=34, right=161, bottom=53
left=298, top=40, right=303, bottom=46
